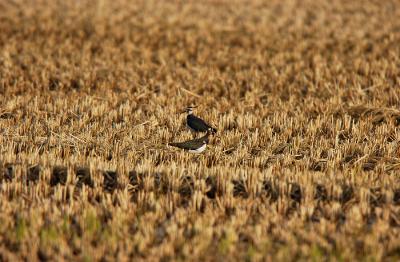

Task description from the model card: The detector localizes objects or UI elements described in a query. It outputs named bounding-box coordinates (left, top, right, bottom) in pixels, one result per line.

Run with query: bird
left=182, top=106, right=217, bottom=134
left=169, top=131, right=211, bottom=153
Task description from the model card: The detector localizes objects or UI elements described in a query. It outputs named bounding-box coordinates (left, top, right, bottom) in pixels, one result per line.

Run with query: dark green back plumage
left=169, top=132, right=210, bottom=150
left=187, top=114, right=217, bottom=133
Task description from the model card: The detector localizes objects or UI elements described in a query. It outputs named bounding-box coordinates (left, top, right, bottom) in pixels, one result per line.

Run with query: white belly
left=189, top=143, right=207, bottom=153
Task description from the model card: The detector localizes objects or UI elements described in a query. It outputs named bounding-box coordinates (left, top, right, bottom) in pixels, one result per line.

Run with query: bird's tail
left=208, top=127, right=217, bottom=134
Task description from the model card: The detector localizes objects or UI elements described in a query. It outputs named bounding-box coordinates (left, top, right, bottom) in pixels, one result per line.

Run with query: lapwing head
left=182, top=106, right=196, bottom=114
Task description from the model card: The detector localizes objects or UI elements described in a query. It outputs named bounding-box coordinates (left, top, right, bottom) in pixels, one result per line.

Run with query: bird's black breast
left=187, top=115, right=210, bottom=132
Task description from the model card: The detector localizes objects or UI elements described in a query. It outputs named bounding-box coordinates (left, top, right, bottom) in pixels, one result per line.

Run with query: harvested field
left=1, top=0, right=400, bottom=260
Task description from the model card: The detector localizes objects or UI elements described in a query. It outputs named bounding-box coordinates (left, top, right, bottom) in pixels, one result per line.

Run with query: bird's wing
left=169, top=142, right=190, bottom=150
left=169, top=136, right=206, bottom=150
left=187, top=115, right=211, bottom=131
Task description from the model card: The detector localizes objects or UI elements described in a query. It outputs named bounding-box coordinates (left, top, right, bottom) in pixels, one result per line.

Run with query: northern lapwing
left=183, top=106, right=217, bottom=134
left=169, top=131, right=211, bottom=153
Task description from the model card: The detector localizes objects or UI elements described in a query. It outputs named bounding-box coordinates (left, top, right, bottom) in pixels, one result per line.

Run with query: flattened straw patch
left=103, top=170, right=118, bottom=193
left=27, top=165, right=41, bottom=184
left=50, top=166, right=68, bottom=186
left=75, top=167, right=93, bottom=188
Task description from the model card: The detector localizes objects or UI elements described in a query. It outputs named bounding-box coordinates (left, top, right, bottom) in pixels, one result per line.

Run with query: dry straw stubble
left=1, top=0, right=400, bottom=261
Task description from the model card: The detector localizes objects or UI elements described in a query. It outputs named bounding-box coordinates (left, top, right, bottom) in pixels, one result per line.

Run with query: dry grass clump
left=1, top=0, right=400, bottom=260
